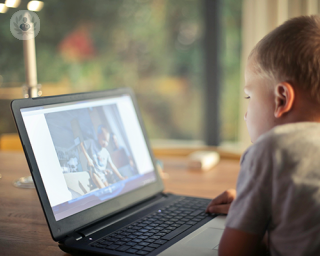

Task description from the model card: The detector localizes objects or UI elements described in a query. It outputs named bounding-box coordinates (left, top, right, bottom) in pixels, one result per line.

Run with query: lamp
left=27, top=0, right=43, bottom=12
left=5, top=0, right=20, bottom=8
left=13, top=10, right=41, bottom=189
left=0, top=3, right=8, bottom=13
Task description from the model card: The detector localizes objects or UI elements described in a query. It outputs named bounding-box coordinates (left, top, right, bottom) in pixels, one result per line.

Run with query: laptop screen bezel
left=11, top=88, right=164, bottom=242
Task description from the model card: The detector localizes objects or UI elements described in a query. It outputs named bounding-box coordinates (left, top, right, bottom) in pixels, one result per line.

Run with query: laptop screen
left=20, top=94, right=157, bottom=221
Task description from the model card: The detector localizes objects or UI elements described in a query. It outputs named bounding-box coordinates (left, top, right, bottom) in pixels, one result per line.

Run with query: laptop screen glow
left=21, top=94, right=156, bottom=221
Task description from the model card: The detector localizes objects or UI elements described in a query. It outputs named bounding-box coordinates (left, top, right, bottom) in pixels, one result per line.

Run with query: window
left=0, top=0, right=242, bottom=146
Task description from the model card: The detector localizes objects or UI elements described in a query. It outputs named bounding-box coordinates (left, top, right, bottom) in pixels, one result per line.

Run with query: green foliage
left=0, top=0, right=241, bottom=142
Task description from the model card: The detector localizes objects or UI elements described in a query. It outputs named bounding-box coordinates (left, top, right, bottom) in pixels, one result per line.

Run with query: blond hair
left=250, top=15, right=320, bottom=102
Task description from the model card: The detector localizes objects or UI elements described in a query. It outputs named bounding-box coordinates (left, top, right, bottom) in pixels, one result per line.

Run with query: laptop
left=11, top=88, right=225, bottom=256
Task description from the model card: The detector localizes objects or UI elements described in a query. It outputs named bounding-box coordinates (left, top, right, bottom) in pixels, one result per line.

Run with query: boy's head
left=97, top=125, right=110, bottom=148
left=245, top=15, right=320, bottom=143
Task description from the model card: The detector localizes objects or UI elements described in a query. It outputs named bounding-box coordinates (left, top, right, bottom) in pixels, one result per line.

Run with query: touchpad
left=184, top=228, right=223, bottom=250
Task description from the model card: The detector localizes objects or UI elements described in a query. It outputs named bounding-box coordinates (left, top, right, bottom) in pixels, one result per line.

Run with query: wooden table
left=0, top=152, right=240, bottom=256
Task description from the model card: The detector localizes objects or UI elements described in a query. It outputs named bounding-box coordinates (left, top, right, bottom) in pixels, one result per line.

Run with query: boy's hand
left=206, top=189, right=236, bottom=214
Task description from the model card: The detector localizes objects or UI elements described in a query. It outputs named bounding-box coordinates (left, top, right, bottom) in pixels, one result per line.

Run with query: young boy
left=80, top=125, right=126, bottom=189
left=206, top=15, right=320, bottom=255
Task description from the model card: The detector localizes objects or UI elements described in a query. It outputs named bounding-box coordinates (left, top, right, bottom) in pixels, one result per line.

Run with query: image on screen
left=21, top=96, right=157, bottom=221
left=45, top=104, right=139, bottom=199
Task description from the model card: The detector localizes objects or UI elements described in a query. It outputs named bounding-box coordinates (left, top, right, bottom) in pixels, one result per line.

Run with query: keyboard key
left=100, top=240, right=113, bottom=246
left=137, top=251, right=149, bottom=255
left=106, top=244, right=120, bottom=250
left=132, top=245, right=144, bottom=250
left=133, top=239, right=142, bottom=243
left=162, top=225, right=191, bottom=240
left=116, top=245, right=131, bottom=252
left=150, top=235, right=160, bottom=239
left=148, top=243, right=160, bottom=248
left=143, top=247, right=155, bottom=252
left=139, top=242, right=150, bottom=246
left=114, top=241, right=126, bottom=245
left=126, top=248, right=138, bottom=254
left=126, top=242, right=137, bottom=246
left=191, top=210, right=203, bottom=216
left=145, top=239, right=155, bottom=243
left=138, top=236, right=148, bottom=239
left=154, top=239, right=167, bottom=245
left=106, top=237, right=118, bottom=242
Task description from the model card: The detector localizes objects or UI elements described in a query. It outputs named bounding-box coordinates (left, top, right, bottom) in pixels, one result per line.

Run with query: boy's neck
left=284, top=90, right=320, bottom=124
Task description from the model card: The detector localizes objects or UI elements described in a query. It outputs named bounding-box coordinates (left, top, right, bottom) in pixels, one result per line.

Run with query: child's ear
left=274, top=82, right=295, bottom=118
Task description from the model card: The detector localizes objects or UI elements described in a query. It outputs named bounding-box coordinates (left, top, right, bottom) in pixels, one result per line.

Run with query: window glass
left=0, top=0, right=242, bottom=144
left=220, top=0, right=242, bottom=142
left=0, top=0, right=205, bottom=141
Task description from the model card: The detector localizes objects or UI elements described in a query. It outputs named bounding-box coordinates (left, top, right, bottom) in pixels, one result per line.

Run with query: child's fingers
left=206, top=204, right=230, bottom=214
left=206, top=190, right=234, bottom=208
left=205, top=189, right=236, bottom=214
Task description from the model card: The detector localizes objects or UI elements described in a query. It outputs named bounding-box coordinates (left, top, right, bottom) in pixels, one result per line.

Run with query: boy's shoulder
left=242, top=122, right=320, bottom=165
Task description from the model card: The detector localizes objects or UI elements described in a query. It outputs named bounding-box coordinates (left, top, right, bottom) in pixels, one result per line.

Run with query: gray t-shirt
left=226, top=122, right=320, bottom=256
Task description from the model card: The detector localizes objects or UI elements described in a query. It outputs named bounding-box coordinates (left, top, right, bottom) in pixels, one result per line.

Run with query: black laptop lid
left=11, top=88, right=164, bottom=241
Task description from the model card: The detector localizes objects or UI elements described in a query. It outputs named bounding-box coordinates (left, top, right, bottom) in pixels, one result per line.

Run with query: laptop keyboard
left=91, top=197, right=212, bottom=255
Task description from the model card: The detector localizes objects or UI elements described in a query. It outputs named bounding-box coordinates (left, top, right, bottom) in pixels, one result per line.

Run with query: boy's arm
left=80, top=142, right=94, bottom=167
left=109, top=161, right=126, bottom=180
left=219, top=227, right=262, bottom=256
left=207, top=190, right=266, bottom=255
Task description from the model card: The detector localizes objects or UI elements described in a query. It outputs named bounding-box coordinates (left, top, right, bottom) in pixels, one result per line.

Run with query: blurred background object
left=1, top=0, right=318, bottom=153
left=27, top=1, right=43, bottom=11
